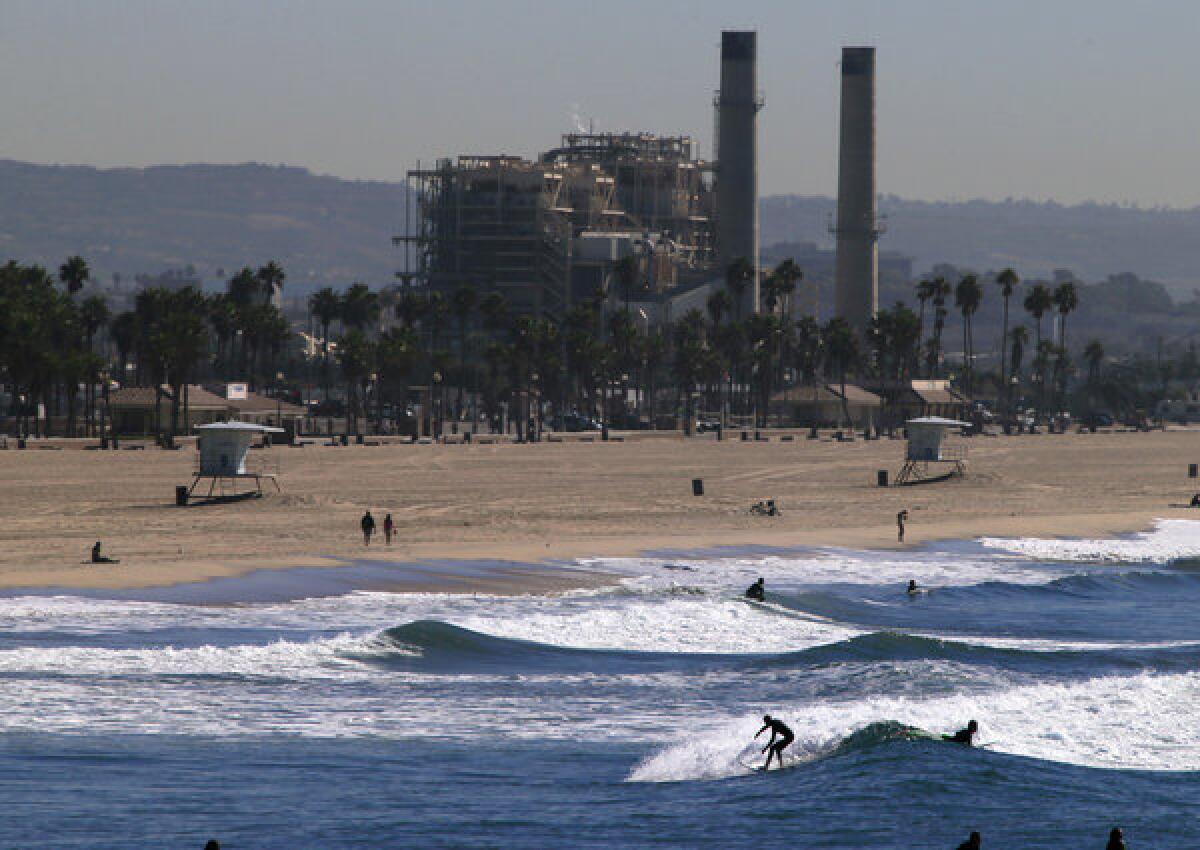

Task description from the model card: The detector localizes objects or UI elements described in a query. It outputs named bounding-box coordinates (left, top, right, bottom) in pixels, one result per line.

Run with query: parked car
left=695, top=418, right=722, bottom=433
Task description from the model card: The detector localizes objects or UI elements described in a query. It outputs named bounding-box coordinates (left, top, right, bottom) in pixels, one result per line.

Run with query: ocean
left=4, top=521, right=1200, bottom=848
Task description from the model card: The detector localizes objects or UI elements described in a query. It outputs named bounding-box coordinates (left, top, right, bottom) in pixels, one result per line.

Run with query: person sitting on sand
left=90, top=541, right=119, bottom=564
left=745, top=577, right=765, bottom=601
left=943, top=719, right=978, bottom=746
left=361, top=511, right=376, bottom=546
left=1106, top=827, right=1126, bottom=850
left=955, top=832, right=981, bottom=850
left=755, top=714, right=794, bottom=771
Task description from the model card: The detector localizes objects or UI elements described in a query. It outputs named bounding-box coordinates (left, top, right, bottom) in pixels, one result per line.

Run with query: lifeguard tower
left=187, top=421, right=284, bottom=499
left=895, top=417, right=970, bottom=485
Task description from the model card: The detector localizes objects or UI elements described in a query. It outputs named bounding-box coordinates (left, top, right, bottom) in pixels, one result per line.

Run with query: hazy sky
left=4, top=0, right=1200, bottom=206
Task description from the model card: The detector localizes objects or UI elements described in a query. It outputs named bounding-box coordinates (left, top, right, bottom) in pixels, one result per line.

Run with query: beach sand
left=1, top=429, right=1196, bottom=592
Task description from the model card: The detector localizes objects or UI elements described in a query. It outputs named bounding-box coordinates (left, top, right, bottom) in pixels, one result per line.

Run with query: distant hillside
left=3, top=159, right=1200, bottom=300
left=0, top=160, right=404, bottom=295
left=762, top=194, right=1200, bottom=297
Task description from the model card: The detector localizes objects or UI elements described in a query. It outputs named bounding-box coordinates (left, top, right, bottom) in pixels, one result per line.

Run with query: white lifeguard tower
left=895, top=417, right=970, bottom=485
left=188, top=421, right=284, bottom=499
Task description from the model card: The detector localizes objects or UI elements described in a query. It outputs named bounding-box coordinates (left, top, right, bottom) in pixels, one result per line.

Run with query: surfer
left=955, top=831, right=981, bottom=850
left=745, top=577, right=765, bottom=601
left=755, top=714, right=794, bottom=771
left=907, top=579, right=920, bottom=595
left=1105, top=827, right=1126, bottom=850
left=942, top=719, right=978, bottom=746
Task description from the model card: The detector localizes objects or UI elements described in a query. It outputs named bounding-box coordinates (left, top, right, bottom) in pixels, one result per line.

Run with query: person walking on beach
left=897, top=509, right=909, bottom=543
left=361, top=510, right=376, bottom=546
left=383, top=513, right=395, bottom=545
left=755, top=714, right=794, bottom=771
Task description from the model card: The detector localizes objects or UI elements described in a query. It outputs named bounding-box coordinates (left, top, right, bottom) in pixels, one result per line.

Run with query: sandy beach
left=1, top=429, right=1196, bottom=592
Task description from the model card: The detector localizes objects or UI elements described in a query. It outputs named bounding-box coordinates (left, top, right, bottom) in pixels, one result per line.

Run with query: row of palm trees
left=0, top=257, right=296, bottom=438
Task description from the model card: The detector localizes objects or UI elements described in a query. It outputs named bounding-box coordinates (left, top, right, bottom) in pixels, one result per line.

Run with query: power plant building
left=833, top=46, right=882, bottom=337
left=399, top=31, right=763, bottom=321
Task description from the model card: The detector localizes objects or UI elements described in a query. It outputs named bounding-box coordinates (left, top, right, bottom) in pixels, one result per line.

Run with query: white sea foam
left=583, top=545, right=1067, bottom=591
left=629, top=669, right=1200, bottom=781
left=980, top=519, right=1200, bottom=564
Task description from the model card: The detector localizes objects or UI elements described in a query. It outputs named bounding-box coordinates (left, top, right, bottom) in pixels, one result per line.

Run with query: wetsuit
left=943, top=727, right=975, bottom=746
left=745, top=581, right=765, bottom=602
left=757, top=718, right=794, bottom=769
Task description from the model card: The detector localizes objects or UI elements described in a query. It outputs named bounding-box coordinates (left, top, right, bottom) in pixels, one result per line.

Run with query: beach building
left=889, top=380, right=971, bottom=421
left=108, top=385, right=230, bottom=435
left=769, top=383, right=882, bottom=429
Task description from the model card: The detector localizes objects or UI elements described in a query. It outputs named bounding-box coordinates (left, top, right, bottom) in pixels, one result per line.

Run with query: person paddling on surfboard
left=942, top=719, right=978, bottom=746
left=755, top=714, right=794, bottom=770
left=745, top=577, right=765, bottom=601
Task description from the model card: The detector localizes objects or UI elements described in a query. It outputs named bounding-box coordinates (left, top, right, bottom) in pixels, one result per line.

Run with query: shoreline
left=1, top=430, right=1197, bottom=595
left=0, top=509, right=1181, bottom=599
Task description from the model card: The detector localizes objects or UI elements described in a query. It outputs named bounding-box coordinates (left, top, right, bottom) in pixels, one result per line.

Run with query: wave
left=629, top=669, right=1200, bottom=781
left=980, top=519, right=1200, bottom=564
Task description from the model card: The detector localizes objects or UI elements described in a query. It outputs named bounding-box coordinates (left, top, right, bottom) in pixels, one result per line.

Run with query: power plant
left=400, top=32, right=881, bottom=336
left=715, top=30, right=762, bottom=317
left=832, top=46, right=882, bottom=336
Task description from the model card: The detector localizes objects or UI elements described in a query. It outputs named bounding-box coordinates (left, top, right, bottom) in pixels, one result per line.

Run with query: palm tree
left=769, top=258, right=802, bottom=317
left=706, top=289, right=732, bottom=335
left=161, top=288, right=212, bottom=440
left=79, top=295, right=110, bottom=434
left=1023, top=284, right=1054, bottom=348
left=915, top=279, right=937, bottom=344
left=1053, top=281, right=1079, bottom=352
left=58, top=255, right=90, bottom=296
left=954, top=274, right=983, bottom=397
left=337, top=331, right=375, bottom=437
left=724, top=257, right=754, bottom=321
left=925, top=277, right=951, bottom=378
left=822, top=317, right=859, bottom=427
left=308, top=287, right=342, bottom=402
left=256, top=261, right=286, bottom=305
left=395, top=290, right=429, bottom=330
left=995, top=268, right=1020, bottom=424
left=479, top=292, right=509, bottom=340
left=341, top=283, right=380, bottom=333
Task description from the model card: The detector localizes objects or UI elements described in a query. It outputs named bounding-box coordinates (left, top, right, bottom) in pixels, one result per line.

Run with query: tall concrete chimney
left=716, top=30, right=761, bottom=315
left=833, top=46, right=880, bottom=337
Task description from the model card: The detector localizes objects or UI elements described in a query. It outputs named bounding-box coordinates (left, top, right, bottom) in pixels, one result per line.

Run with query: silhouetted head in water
left=957, top=832, right=981, bottom=850
left=907, top=580, right=918, bottom=592
left=204, top=841, right=220, bottom=850
left=1107, top=827, right=1125, bottom=850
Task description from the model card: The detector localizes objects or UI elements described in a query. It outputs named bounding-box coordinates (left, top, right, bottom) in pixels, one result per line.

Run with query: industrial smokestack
left=833, top=46, right=880, bottom=337
left=716, top=30, right=761, bottom=315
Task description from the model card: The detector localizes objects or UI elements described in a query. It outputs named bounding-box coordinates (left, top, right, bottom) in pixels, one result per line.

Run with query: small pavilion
left=188, top=421, right=284, bottom=499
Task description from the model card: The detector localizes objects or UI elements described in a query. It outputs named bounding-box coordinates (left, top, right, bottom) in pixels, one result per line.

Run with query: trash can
left=692, top=478, right=704, bottom=497
left=877, top=469, right=889, bottom=488
left=340, top=434, right=349, bottom=446
left=740, top=430, right=749, bottom=442
left=175, top=485, right=189, bottom=507
left=355, top=434, right=365, bottom=445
